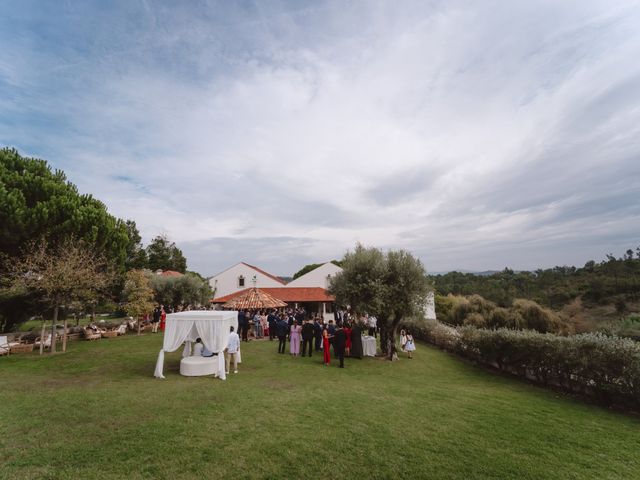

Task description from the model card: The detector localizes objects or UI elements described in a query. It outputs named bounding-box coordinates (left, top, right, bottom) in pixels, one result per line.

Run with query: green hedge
left=408, top=320, right=640, bottom=409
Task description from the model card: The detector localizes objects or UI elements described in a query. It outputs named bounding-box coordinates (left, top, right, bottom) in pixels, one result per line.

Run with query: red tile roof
left=212, top=287, right=334, bottom=303
left=242, top=262, right=287, bottom=285
left=158, top=270, right=183, bottom=277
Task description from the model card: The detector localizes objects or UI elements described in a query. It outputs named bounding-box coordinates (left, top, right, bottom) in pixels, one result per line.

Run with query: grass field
left=1, top=334, right=639, bottom=480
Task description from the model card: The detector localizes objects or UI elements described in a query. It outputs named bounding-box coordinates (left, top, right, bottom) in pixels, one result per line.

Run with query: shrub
left=449, top=296, right=471, bottom=325
left=434, top=294, right=454, bottom=322
left=464, top=312, right=487, bottom=328
left=440, top=294, right=564, bottom=333
left=511, top=299, right=562, bottom=333
left=417, top=320, right=640, bottom=409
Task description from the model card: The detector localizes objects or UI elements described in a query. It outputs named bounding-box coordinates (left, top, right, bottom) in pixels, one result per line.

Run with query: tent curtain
left=154, top=311, right=238, bottom=379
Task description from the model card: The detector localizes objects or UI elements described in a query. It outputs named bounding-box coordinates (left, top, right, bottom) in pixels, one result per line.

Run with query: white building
left=425, top=291, right=436, bottom=320
left=209, top=260, right=436, bottom=323
left=286, top=262, right=343, bottom=288
left=208, top=262, right=286, bottom=299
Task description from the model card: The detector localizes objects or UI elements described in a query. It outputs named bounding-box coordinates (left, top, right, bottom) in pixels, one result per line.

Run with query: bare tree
left=7, top=238, right=114, bottom=353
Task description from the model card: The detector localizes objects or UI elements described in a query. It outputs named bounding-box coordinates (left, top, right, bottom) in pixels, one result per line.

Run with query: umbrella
left=222, top=287, right=287, bottom=310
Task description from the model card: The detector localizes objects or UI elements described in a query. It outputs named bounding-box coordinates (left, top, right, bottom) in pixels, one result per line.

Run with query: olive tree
left=329, top=244, right=431, bottom=360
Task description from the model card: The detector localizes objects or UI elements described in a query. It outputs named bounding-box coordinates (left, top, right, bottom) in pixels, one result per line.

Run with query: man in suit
left=313, top=317, right=323, bottom=351
left=327, top=320, right=336, bottom=353
left=333, top=322, right=346, bottom=368
left=301, top=319, right=314, bottom=357
left=350, top=321, right=363, bottom=359
left=237, top=310, right=246, bottom=342
left=267, top=310, right=277, bottom=341
left=276, top=316, right=289, bottom=354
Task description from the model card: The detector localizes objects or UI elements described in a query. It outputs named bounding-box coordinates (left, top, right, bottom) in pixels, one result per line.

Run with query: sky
left=1, top=0, right=640, bottom=277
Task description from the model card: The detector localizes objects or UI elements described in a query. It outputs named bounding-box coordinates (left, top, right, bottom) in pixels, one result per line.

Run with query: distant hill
left=430, top=270, right=500, bottom=276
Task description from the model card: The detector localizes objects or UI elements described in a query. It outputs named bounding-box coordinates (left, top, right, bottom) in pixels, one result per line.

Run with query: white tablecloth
left=362, top=336, right=376, bottom=357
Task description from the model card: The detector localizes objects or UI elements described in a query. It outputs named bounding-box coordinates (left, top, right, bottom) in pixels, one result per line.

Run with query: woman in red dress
left=344, top=323, right=352, bottom=357
left=322, top=327, right=331, bottom=366
left=159, top=306, right=167, bottom=332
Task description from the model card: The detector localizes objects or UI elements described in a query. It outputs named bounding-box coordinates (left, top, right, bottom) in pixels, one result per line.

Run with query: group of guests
left=266, top=309, right=368, bottom=368
left=150, top=305, right=168, bottom=333
left=190, top=307, right=418, bottom=375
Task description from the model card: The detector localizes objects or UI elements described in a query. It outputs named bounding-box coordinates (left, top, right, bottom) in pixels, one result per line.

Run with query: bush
left=511, top=299, right=562, bottom=333
left=414, top=320, right=640, bottom=409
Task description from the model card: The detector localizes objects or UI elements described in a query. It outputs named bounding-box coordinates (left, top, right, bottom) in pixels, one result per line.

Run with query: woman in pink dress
left=290, top=320, right=302, bottom=356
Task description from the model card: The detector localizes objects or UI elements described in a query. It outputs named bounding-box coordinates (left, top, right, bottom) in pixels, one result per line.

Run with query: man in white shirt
left=368, top=315, right=378, bottom=338
left=225, top=326, right=241, bottom=374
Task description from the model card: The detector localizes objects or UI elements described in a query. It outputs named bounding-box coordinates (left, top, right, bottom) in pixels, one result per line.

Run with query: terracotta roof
left=158, top=270, right=183, bottom=277
left=222, top=288, right=288, bottom=309
left=242, top=262, right=287, bottom=285
left=212, top=287, right=334, bottom=303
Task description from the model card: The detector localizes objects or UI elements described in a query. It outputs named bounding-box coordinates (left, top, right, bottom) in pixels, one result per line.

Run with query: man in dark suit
left=276, top=316, right=289, bottom=354
left=327, top=320, right=336, bottom=353
left=267, top=310, right=277, bottom=341
left=350, top=321, right=363, bottom=359
left=313, top=317, right=323, bottom=351
left=237, top=310, right=246, bottom=341
left=333, top=322, right=346, bottom=368
left=301, top=319, right=314, bottom=357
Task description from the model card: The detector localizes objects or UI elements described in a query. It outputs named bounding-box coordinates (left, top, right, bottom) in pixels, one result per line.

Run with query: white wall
left=286, top=262, right=343, bottom=288
left=209, top=263, right=284, bottom=299
left=425, top=291, right=436, bottom=320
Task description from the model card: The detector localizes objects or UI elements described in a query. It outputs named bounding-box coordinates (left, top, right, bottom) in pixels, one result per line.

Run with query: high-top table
left=362, top=336, right=377, bottom=357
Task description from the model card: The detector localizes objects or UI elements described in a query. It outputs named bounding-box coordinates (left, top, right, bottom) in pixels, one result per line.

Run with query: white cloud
left=1, top=0, right=640, bottom=275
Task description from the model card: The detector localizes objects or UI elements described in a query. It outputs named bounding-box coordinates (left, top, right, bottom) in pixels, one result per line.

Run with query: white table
left=362, top=336, right=377, bottom=357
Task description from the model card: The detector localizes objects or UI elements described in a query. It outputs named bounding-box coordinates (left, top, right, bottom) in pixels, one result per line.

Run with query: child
left=399, top=329, right=407, bottom=352
left=404, top=330, right=416, bottom=359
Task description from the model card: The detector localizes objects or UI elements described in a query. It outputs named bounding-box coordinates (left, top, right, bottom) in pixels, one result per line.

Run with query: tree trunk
left=62, top=317, right=68, bottom=352
left=381, top=319, right=401, bottom=361
left=137, top=316, right=141, bottom=336
left=75, top=312, right=79, bottom=327
left=39, top=319, right=46, bottom=356
left=51, top=304, right=59, bottom=353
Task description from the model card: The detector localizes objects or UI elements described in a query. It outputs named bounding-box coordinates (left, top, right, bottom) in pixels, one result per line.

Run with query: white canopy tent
left=154, top=310, right=238, bottom=380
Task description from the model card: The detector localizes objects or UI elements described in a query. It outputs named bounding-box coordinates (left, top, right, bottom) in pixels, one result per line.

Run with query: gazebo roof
left=222, top=287, right=287, bottom=310
left=213, top=287, right=334, bottom=304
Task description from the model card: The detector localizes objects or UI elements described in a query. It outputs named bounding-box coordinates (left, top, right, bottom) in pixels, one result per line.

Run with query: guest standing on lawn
left=314, top=317, right=323, bottom=352
left=322, top=326, right=331, bottom=366
left=350, top=321, right=363, bottom=359
left=253, top=311, right=263, bottom=339
left=404, top=330, right=416, bottom=359
left=344, top=322, right=352, bottom=357
left=328, top=320, right=336, bottom=354
left=225, top=326, right=241, bottom=374
left=159, top=306, right=167, bottom=332
left=267, top=310, right=277, bottom=341
left=301, top=318, right=314, bottom=357
left=399, top=329, right=407, bottom=353
left=290, top=320, right=301, bottom=356
left=276, top=316, right=288, bottom=354
left=333, top=322, right=346, bottom=368
left=152, top=306, right=160, bottom=333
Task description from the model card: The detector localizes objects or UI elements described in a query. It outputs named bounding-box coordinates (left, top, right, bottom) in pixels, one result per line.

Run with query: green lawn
left=1, top=334, right=638, bottom=480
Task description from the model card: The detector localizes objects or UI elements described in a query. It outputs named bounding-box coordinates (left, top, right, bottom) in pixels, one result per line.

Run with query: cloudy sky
left=2, top=1, right=640, bottom=276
